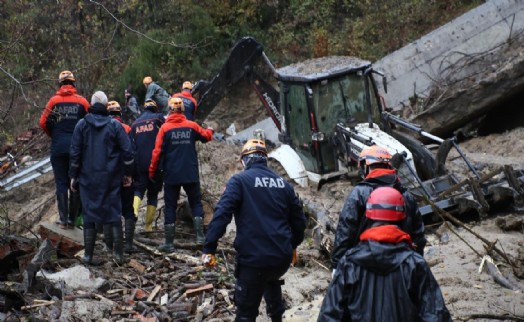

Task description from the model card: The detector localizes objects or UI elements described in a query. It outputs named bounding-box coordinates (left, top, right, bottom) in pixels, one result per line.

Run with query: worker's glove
left=45, top=110, right=60, bottom=134
left=201, top=254, right=216, bottom=268
left=70, top=178, right=79, bottom=193
left=291, top=249, right=297, bottom=267
left=331, top=269, right=337, bottom=279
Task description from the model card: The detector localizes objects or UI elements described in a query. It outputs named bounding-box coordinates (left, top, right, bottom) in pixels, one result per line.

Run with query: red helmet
left=365, top=187, right=406, bottom=221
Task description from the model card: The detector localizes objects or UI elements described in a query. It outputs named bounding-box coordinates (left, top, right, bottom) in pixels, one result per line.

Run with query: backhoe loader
left=193, top=36, right=524, bottom=219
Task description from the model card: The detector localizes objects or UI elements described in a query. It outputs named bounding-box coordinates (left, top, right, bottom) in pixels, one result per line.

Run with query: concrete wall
left=375, top=0, right=524, bottom=110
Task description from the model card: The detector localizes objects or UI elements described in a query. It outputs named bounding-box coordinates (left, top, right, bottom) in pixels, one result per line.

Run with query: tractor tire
left=389, top=130, right=439, bottom=181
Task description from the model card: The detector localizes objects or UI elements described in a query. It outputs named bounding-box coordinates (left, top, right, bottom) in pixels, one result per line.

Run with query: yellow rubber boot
left=144, top=205, right=157, bottom=232
left=133, top=196, right=142, bottom=218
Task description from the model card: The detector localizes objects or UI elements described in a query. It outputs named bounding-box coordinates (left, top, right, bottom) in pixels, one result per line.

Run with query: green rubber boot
left=158, top=224, right=176, bottom=253
left=193, top=216, right=205, bottom=245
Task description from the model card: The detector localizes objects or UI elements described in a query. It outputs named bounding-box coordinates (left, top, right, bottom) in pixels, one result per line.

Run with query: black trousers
left=234, top=264, right=288, bottom=321
left=121, top=185, right=135, bottom=220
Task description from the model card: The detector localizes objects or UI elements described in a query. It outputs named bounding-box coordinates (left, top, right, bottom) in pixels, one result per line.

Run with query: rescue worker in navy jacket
left=130, top=99, right=165, bottom=233
left=149, top=97, right=213, bottom=251
left=69, top=91, right=134, bottom=265
left=202, top=139, right=307, bottom=322
left=143, top=76, right=170, bottom=114
left=107, top=100, right=136, bottom=254
left=172, top=81, right=198, bottom=121
left=39, top=70, right=90, bottom=229
left=331, top=145, right=426, bottom=274
left=318, top=187, right=451, bottom=322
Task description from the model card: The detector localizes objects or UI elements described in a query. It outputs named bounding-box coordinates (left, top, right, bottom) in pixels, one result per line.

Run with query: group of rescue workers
left=39, top=70, right=451, bottom=322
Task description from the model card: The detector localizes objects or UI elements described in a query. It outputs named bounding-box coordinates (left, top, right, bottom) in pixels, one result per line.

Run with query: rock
left=36, top=265, right=106, bottom=293
left=38, top=222, right=84, bottom=258
left=495, top=215, right=523, bottom=231
left=60, top=299, right=113, bottom=320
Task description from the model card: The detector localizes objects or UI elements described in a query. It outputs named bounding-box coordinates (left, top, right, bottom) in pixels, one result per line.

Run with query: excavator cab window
left=313, top=73, right=378, bottom=130
left=284, top=83, right=318, bottom=172
left=282, top=72, right=382, bottom=175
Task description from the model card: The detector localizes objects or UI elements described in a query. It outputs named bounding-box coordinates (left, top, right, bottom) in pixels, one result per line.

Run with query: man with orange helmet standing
left=202, top=139, right=307, bottom=322
left=172, top=81, right=198, bottom=121
left=149, top=97, right=213, bottom=251
left=331, top=145, right=426, bottom=275
left=318, top=187, right=451, bottom=321
left=39, top=70, right=89, bottom=229
left=143, top=76, right=170, bottom=114
left=130, top=99, right=165, bottom=234
left=107, top=101, right=135, bottom=253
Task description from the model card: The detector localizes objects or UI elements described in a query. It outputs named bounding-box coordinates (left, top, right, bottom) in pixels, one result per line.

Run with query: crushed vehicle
left=193, top=36, right=524, bottom=220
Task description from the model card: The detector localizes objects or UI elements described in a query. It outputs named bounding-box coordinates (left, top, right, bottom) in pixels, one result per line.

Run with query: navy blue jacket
left=319, top=226, right=451, bottom=322
left=172, top=91, right=197, bottom=121
left=69, top=108, right=134, bottom=224
left=331, top=169, right=426, bottom=269
left=149, top=113, right=213, bottom=185
left=39, top=85, right=89, bottom=156
left=203, top=162, right=307, bottom=268
left=129, top=110, right=165, bottom=173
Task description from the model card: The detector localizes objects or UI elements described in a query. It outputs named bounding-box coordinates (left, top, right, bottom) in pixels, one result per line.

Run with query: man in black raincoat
left=331, top=145, right=426, bottom=273
left=69, top=91, right=134, bottom=265
left=318, top=187, right=451, bottom=322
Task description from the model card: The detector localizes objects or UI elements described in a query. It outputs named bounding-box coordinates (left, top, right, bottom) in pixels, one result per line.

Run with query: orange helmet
left=365, top=187, right=406, bottom=221
left=182, top=81, right=193, bottom=90
left=143, top=76, right=153, bottom=85
left=359, top=145, right=392, bottom=166
left=58, top=70, right=75, bottom=83
left=240, top=139, right=267, bottom=159
left=107, top=101, right=122, bottom=113
left=144, top=99, right=157, bottom=110
left=359, top=145, right=392, bottom=178
left=168, top=97, right=184, bottom=113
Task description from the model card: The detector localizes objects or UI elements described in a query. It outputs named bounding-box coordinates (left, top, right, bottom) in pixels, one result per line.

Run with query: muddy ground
left=1, top=85, right=524, bottom=320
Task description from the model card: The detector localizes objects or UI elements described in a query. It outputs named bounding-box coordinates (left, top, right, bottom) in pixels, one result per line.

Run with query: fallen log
left=456, top=313, right=524, bottom=321
left=185, top=284, right=213, bottom=298
left=134, top=240, right=201, bottom=265
left=166, top=302, right=195, bottom=313
left=303, top=199, right=336, bottom=255
left=21, top=300, right=55, bottom=310
left=479, top=256, right=524, bottom=292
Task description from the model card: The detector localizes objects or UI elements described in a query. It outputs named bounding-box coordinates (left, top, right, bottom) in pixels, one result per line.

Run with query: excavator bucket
left=194, top=37, right=265, bottom=122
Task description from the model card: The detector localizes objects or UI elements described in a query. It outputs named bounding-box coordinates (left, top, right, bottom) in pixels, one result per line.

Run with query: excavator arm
left=193, top=37, right=282, bottom=131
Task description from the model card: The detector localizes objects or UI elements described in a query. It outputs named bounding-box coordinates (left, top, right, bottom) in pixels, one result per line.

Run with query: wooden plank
left=21, top=300, right=55, bottom=310
left=147, top=285, right=161, bottom=302
left=185, top=284, right=213, bottom=298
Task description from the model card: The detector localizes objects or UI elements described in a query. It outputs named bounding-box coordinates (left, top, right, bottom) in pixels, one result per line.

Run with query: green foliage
left=0, top=0, right=482, bottom=143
